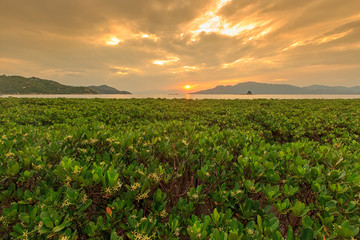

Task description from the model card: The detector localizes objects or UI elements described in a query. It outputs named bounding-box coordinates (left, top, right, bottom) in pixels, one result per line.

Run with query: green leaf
left=213, top=208, right=220, bottom=225
left=286, top=225, right=294, bottom=240
left=300, top=228, right=314, bottom=240
left=10, top=162, right=20, bottom=175
left=18, top=213, right=30, bottom=224
left=13, top=223, right=24, bottom=234
left=111, top=229, right=120, bottom=240
left=43, top=217, right=54, bottom=229
left=302, top=215, right=313, bottom=228
left=53, top=221, right=70, bottom=233
left=78, top=200, right=93, bottom=213
left=269, top=217, right=280, bottom=233
left=257, top=215, right=263, bottom=233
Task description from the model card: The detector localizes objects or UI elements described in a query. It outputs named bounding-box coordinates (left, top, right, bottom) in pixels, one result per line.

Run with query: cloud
left=0, top=0, right=359, bottom=91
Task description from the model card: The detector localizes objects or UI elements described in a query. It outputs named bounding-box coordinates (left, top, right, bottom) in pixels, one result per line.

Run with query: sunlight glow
left=318, top=30, right=352, bottom=43
left=116, top=69, right=130, bottom=75
left=96, top=26, right=159, bottom=46
left=185, top=0, right=271, bottom=41
left=106, top=37, right=121, bottom=46
left=183, top=66, right=199, bottom=72
left=222, top=58, right=254, bottom=68
left=153, top=57, right=179, bottom=66
left=190, top=17, right=260, bottom=40
left=184, top=85, right=192, bottom=89
left=283, top=30, right=352, bottom=51
left=153, top=60, right=165, bottom=65
left=215, top=0, right=232, bottom=11
left=139, top=33, right=158, bottom=41
left=172, top=66, right=201, bottom=74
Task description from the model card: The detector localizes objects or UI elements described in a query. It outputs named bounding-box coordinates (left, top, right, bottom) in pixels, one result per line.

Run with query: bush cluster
left=0, top=98, right=359, bottom=239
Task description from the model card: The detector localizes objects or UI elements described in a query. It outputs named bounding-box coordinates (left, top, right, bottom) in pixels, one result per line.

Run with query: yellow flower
left=136, top=192, right=149, bottom=201
left=5, top=152, right=15, bottom=158
left=61, top=199, right=71, bottom=208
left=191, top=194, right=199, bottom=200
left=78, top=148, right=87, bottom=153
left=37, top=222, right=43, bottom=234
left=131, top=182, right=140, bottom=191
left=64, top=135, right=72, bottom=140
left=73, top=166, right=83, bottom=175
left=112, top=181, right=122, bottom=191
left=137, top=169, right=145, bottom=175
left=148, top=173, right=161, bottom=183
left=105, top=187, right=112, bottom=195
left=65, top=176, right=71, bottom=186
left=132, top=231, right=152, bottom=240
left=81, top=194, right=88, bottom=204
left=22, top=230, right=29, bottom=240
left=174, top=228, right=180, bottom=236
left=160, top=209, right=167, bottom=218
left=35, top=164, right=44, bottom=170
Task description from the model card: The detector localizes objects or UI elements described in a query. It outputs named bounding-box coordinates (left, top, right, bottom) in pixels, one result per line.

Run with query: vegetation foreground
left=0, top=98, right=359, bottom=240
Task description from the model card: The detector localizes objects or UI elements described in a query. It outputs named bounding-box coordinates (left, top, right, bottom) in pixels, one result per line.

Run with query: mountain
left=193, top=82, right=360, bottom=95
left=0, top=75, right=131, bottom=94
left=0, top=75, right=96, bottom=94
left=88, top=85, right=131, bottom=94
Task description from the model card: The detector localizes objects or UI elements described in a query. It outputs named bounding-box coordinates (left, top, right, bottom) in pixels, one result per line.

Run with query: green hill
left=0, top=75, right=97, bottom=94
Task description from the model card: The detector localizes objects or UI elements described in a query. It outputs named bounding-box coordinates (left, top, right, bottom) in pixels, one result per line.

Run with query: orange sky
left=1, top=0, right=360, bottom=93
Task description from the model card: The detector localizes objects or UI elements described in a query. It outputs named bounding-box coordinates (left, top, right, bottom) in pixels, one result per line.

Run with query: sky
left=1, top=0, right=360, bottom=93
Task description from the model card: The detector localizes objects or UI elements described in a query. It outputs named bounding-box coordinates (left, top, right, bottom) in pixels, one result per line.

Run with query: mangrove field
left=0, top=98, right=359, bottom=239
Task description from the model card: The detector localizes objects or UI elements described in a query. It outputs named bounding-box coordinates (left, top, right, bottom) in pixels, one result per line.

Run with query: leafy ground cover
left=0, top=98, right=359, bottom=239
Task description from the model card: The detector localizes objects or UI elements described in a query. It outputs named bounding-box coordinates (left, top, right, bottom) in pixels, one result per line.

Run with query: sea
left=1, top=94, right=360, bottom=100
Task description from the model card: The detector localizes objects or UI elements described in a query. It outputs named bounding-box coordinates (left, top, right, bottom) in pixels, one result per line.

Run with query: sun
left=184, top=85, right=192, bottom=89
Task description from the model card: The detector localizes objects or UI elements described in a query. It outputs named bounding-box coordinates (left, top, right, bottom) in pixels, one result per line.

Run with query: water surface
left=1, top=94, right=360, bottom=99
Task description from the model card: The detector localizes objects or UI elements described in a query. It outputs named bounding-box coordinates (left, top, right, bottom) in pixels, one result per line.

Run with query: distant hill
left=193, top=81, right=360, bottom=95
left=88, top=85, right=131, bottom=94
left=0, top=75, right=131, bottom=94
